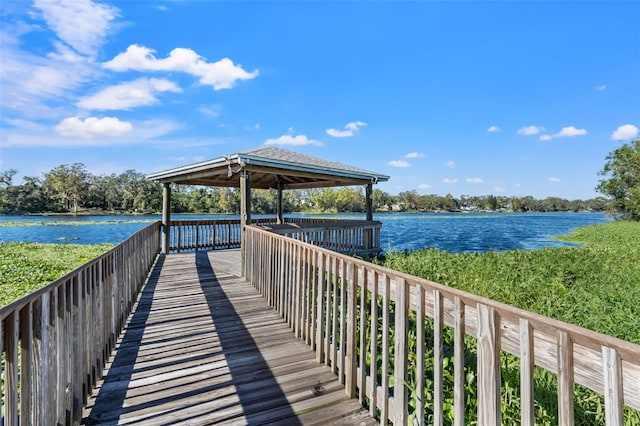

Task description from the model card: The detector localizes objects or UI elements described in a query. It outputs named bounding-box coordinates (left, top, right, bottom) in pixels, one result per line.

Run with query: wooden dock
left=82, top=249, right=376, bottom=425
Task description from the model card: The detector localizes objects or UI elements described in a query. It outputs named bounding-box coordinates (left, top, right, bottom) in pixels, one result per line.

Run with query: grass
left=381, top=220, right=640, bottom=344
left=0, top=242, right=113, bottom=307
left=377, top=220, right=640, bottom=424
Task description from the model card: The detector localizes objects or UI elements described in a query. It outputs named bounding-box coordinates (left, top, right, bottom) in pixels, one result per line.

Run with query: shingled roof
left=146, top=146, right=390, bottom=189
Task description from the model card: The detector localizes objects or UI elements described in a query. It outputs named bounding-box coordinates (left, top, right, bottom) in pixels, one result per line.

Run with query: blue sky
left=1, top=0, right=639, bottom=199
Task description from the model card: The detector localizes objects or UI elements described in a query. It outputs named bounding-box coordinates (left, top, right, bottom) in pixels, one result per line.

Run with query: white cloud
left=404, top=152, right=425, bottom=158
left=517, top=125, right=545, bottom=136
left=2, top=118, right=179, bottom=147
left=493, top=186, right=505, bottom=193
left=466, top=177, right=484, bottom=184
left=418, top=183, right=432, bottom=189
left=104, top=44, right=259, bottom=90
left=611, top=124, right=639, bottom=140
left=326, top=121, right=367, bottom=138
left=169, top=156, right=186, bottom=162
left=55, top=116, right=133, bottom=137
left=487, top=125, right=500, bottom=133
left=264, top=134, right=322, bottom=146
left=33, top=0, right=118, bottom=56
left=387, top=160, right=411, bottom=168
left=442, top=178, right=458, bottom=184
left=539, top=126, right=587, bottom=141
left=199, top=104, right=223, bottom=118
left=446, top=160, right=456, bottom=168
left=77, top=78, right=181, bottom=110
left=595, top=84, right=607, bottom=91
left=549, top=177, right=561, bottom=182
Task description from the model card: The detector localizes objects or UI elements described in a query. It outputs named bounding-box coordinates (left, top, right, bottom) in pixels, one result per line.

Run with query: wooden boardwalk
left=82, top=249, right=376, bottom=425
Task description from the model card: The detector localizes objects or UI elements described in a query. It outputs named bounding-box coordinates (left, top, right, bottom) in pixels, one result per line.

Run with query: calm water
left=0, top=212, right=610, bottom=253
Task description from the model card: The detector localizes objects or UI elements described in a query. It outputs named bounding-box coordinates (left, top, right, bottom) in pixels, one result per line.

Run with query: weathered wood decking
left=82, top=249, right=376, bottom=425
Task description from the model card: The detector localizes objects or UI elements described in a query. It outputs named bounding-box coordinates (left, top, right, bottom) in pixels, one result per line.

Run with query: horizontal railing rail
left=257, top=220, right=382, bottom=255
left=167, top=217, right=381, bottom=255
left=1, top=221, right=162, bottom=425
left=244, top=225, right=640, bottom=425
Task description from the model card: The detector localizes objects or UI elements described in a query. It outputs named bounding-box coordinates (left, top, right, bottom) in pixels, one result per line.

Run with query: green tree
left=42, top=163, right=90, bottom=214
left=597, top=140, right=640, bottom=220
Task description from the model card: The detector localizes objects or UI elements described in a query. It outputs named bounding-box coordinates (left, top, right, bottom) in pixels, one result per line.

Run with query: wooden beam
left=240, top=169, right=251, bottom=276
left=365, top=183, right=373, bottom=221
left=161, top=183, right=171, bottom=254
left=277, top=184, right=284, bottom=224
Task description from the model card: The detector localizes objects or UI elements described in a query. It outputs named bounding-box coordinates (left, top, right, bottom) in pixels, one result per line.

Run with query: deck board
left=83, top=249, right=376, bottom=425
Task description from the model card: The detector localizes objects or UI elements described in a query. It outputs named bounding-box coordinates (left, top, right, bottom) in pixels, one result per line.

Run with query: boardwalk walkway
left=82, top=249, right=376, bottom=425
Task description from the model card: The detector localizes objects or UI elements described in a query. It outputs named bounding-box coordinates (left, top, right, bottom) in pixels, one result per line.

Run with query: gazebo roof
left=146, top=146, right=390, bottom=189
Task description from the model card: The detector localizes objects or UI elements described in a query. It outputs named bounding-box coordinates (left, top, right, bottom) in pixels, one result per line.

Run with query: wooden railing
left=244, top=225, right=640, bottom=425
left=167, top=218, right=381, bottom=255
left=0, top=222, right=161, bottom=425
left=255, top=220, right=382, bottom=255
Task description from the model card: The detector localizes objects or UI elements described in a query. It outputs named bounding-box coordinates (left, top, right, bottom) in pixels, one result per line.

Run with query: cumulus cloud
left=466, top=177, right=484, bottom=184
left=103, top=44, right=258, bottom=90
left=611, top=124, right=639, bottom=140
left=264, top=134, right=322, bottom=146
left=77, top=78, right=181, bottom=110
left=487, top=125, right=500, bottom=133
left=493, top=186, right=505, bottom=193
left=595, top=84, right=607, bottom=91
left=199, top=104, right=223, bottom=118
left=548, top=177, right=561, bottom=182
left=326, top=121, right=367, bottom=138
left=539, top=126, right=587, bottom=141
left=387, top=160, right=411, bottom=168
left=404, top=152, right=425, bottom=158
left=442, top=178, right=457, bottom=184
left=33, top=0, right=118, bottom=56
left=55, top=116, right=133, bottom=137
left=446, top=160, right=456, bottom=168
left=517, top=125, right=545, bottom=136
left=418, top=183, right=431, bottom=189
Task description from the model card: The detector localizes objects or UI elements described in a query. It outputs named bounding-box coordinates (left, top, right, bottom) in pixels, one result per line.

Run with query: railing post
left=345, top=261, right=358, bottom=398
left=477, top=304, right=501, bottom=425
left=393, top=278, right=409, bottom=424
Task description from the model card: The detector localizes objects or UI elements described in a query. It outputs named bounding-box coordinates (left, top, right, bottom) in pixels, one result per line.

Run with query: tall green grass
left=0, top=242, right=112, bottom=307
left=377, top=220, right=640, bottom=424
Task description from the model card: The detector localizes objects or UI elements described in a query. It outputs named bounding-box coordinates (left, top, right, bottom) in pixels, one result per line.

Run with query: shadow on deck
left=82, top=249, right=376, bottom=425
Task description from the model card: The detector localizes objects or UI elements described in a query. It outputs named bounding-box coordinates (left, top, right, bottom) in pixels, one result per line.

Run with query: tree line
left=0, top=162, right=611, bottom=215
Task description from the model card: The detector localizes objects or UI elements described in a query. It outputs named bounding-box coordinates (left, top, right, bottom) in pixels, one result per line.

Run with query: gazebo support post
left=365, top=183, right=373, bottom=251
left=240, top=169, right=252, bottom=276
left=277, top=185, right=284, bottom=224
left=161, top=183, right=171, bottom=254
left=365, top=183, right=373, bottom=221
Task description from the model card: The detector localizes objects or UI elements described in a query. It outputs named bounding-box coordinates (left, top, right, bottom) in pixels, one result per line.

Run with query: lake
left=0, top=212, right=611, bottom=253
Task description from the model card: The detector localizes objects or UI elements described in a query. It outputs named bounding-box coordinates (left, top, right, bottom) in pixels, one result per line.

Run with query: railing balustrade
left=167, top=218, right=382, bottom=255
left=1, top=222, right=161, bottom=425
left=244, top=225, right=640, bottom=425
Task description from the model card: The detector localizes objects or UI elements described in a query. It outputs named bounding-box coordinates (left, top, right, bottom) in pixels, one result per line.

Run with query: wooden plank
left=558, top=330, right=575, bottom=425
left=83, top=250, right=375, bottom=426
left=453, top=296, right=465, bottom=426
left=393, top=277, right=409, bottom=424
left=380, top=273, right=390, bottom=425
left=520, top=318, right=534, bottom=426
left=416, top=285, right=425, bottom=425
left=368, top=269, right=379, bottom=417
left=4, top=311, right=19, bottom=425
left=602, top=346, right=623, bottom=426
left=433, top=289, right=443, bottom=426
left=477, top=304, right=501, bottom=425
left=358, top=265, right=367, bottom=405
left=345, top=261, right=357, bottom=398
left=20, top=302, right=34, bottom=426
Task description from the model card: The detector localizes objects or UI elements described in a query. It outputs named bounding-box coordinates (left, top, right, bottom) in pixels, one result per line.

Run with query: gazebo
left=146, top=146, right=390, bottom=263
